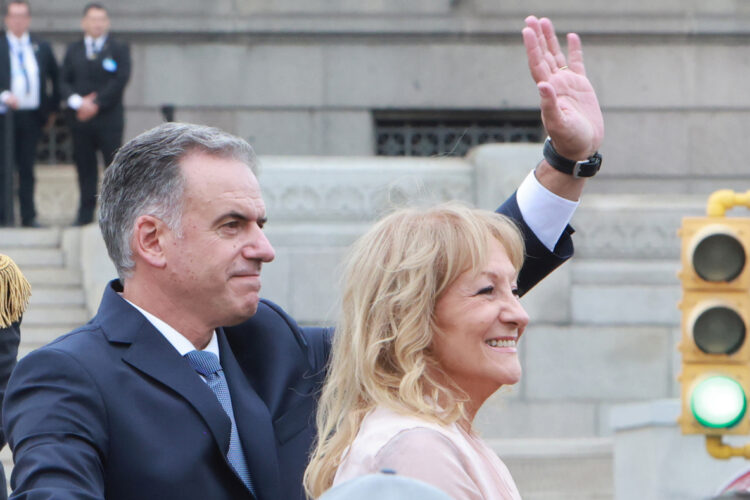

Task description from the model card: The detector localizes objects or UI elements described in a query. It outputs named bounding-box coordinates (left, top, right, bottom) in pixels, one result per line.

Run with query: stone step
left=22, top=306, right=88, bottom=326
left=28, top=287, right=85, bottom=307
left=572, top=259, right=680, bottom=286
left=492, top=438, right=613, bottom=500
left=571, top=283, right=681, bottom=326
left=22, top=267, right=82, bottom=287
left=0, top=227, right=61, bottom=248
left=1, top=248, right=64, bottom=268
left=19, top=325, right=79, bottom=345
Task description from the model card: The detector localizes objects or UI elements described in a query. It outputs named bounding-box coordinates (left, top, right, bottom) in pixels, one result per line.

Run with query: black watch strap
left=543, top=137, right=602, bottom=178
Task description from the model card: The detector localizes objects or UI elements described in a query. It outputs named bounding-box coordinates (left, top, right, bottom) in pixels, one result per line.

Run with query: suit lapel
left=95, top=284, right=233, bottom=465
left=99, top=39, right=110, bottom=60
left=121, top=322, right=234, bottom=457
left=29, top=36, right=40, bottom=68
left=219, top=329, right=282, bottom=500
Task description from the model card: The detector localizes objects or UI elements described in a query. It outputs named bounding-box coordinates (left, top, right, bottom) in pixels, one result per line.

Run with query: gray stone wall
left=20, top=0, right=750, bottom=194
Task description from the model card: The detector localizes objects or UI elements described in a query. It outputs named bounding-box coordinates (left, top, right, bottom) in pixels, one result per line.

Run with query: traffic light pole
left=707, top=189, right=750, bottom=216
left=706, top=435, right=750, bottom=459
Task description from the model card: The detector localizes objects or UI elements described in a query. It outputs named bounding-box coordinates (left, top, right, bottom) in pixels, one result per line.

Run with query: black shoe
left=21, top=219, right=44, bottom=228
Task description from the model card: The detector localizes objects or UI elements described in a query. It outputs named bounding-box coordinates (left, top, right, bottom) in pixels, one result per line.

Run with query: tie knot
left=184, top=350, right=222, bottom=377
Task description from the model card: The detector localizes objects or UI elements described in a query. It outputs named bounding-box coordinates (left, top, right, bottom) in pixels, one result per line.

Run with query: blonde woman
left=305, top=14, right=602, bottom=500
left=305, top=203, right=528, bottom=499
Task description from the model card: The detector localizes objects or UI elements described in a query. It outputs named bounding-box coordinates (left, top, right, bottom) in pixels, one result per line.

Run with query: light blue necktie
left=184, top=350, right=255, bottom=495
left=14, top=43, right=30, bottom=94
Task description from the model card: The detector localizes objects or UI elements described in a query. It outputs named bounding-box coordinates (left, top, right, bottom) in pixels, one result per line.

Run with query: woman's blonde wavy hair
left=303, top=202, right=525, bottom=498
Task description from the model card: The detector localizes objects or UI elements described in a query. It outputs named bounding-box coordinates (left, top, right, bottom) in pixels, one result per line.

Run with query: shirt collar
left=123, top=297, right=220, bottom=358
left=85, top=34, right=107, bottom=49
left=7, top=32, right=29, bottom=47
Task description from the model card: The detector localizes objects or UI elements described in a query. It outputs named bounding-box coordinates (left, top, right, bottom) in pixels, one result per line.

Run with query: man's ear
left=132, top=215, right=168, bottom=269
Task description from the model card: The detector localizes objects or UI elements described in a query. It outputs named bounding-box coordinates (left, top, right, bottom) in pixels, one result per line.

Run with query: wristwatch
left=543, top=137, right=602, bottom=178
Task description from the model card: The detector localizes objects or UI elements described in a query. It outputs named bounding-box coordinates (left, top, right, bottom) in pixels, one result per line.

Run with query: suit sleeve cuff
left=515, top=169, right=579, bottom=252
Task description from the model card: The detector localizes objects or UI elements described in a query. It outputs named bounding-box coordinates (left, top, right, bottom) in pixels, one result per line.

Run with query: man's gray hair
left=99, top=122, right=258, bottom=280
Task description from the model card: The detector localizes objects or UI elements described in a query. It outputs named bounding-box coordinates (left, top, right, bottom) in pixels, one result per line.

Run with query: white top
left=333, top=406, right=522, bottom=500
left=1, top=32, right=40, bottom=110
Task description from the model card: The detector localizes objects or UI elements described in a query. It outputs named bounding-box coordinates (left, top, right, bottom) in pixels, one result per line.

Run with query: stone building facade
left=27, top=0, right=750, bottom=194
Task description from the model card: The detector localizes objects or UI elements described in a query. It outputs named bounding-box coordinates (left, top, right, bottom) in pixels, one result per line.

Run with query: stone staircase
left=0, top=225, right=87, bottom=489
left=0, top=227, right=88, bottom=358
left=498, top=438, right=613, bottom=500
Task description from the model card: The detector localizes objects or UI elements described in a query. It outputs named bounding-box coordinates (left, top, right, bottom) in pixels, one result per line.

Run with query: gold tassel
left=0, top=254, right=31, bottom=328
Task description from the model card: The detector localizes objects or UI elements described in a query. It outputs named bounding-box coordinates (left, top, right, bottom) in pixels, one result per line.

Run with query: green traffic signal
left=691, top=376, right=747, bottom=429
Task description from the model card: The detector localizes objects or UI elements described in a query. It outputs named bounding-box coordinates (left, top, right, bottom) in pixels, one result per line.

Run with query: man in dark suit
left=60, top=2, right=130, bottom=226
left=0, top=0, right=59, bottom=228
left=3, top=16, right=603, bottom=500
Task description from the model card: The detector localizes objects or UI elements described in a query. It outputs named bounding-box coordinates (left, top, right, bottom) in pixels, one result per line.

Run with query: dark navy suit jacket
left=3, top=194, right=572, bottom=500
left=60, top=36, right=130, bottom=125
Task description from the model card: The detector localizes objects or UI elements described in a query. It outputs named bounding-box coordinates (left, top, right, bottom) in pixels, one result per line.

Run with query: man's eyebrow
left=212, top=211, right=267, bottom=226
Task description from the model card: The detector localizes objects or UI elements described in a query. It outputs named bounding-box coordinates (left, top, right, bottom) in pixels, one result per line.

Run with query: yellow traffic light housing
left=678, top=190, right=750, bottom=443
left=679, top=365, right=749, bottom=435
left=680, top=217, right=750, bottom=292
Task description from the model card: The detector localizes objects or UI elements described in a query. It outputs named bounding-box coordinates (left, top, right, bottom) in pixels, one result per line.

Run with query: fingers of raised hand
left=566, top=33, right=586, bottom=75
left=540, top=17, right=567, bottom=69
left=522, top=26, right=551, bottom=82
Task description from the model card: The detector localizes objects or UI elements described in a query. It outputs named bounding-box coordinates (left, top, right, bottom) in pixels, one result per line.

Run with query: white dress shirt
left=125, top=299, right=220, bottom=382
left=516, top=168, right=579, bottom=252
left=1, top=32, right=40, bottom=110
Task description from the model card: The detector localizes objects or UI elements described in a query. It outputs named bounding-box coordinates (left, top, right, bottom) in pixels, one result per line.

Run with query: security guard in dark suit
left=61, top=2, right=130, bottom=226
left=0, top=0, right=59, bottom=227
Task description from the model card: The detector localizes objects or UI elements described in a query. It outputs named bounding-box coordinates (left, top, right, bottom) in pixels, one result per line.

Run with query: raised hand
left=522, top=15, right=604, bottom=161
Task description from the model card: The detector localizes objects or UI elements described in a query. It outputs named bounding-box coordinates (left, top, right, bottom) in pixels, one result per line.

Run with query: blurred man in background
left=0, top=0, right=59, bottom=228
left=61, top=2, right=130, bottom=226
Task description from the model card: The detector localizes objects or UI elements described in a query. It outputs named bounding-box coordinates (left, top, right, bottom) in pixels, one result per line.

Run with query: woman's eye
left=511, top=287, right=521, bottom=297
left=477, top=286, right=494, bottom=295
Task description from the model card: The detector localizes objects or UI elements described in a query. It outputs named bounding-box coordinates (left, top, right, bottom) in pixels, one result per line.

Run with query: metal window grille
left=36, top=114, right=73, bottom=164
left=375, top=111, right=544, bottom=157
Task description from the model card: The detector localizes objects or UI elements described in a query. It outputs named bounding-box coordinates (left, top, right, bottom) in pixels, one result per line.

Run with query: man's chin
left=222, top=303, right=260, bottom=327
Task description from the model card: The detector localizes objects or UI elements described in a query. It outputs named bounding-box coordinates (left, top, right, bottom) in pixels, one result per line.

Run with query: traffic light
left=678, top=210, right=750, bottom=436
